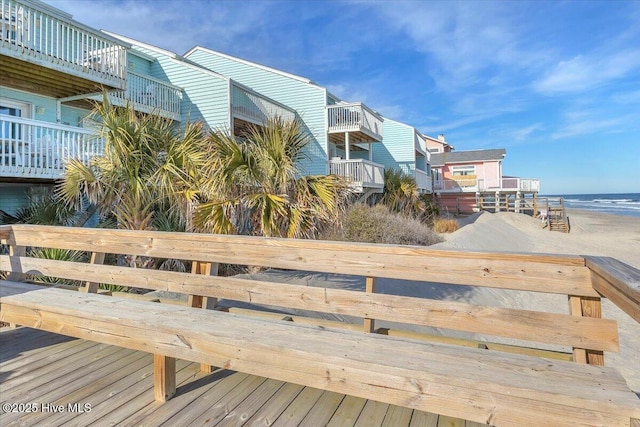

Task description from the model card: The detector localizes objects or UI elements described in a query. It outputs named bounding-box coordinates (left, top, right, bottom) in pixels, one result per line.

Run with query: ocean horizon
left=542, top=193, right=640, bottom=218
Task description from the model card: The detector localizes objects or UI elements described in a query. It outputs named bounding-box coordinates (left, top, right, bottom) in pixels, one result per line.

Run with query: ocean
left=544, top=193, right=640, bottom=218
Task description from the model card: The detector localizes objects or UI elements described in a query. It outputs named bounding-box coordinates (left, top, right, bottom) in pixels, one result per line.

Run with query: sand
left=220, top=209, right=640, bottom=393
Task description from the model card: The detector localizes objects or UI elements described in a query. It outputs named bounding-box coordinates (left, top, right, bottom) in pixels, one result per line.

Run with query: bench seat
left=1, top=280, right=639, bottom=427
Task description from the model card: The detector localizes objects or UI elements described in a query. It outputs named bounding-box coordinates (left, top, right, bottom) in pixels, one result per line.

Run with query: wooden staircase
left=540, top=198, right=570, bottom=233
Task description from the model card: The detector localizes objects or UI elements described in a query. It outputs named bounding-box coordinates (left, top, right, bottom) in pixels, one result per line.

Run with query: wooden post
left=363, top=276, right=376, bottom=333
left=154, top=354, right=176, bottom=402
left=568, top=295, right=604, bottom=365
left=188, top=261, right=219, bottom=373
left=82, top=252, right=105, bottom=293
left=7, top=245, right=26, bottom=282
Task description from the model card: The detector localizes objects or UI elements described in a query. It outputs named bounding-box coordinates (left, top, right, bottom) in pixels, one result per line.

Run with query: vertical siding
left=129, top=45, right=231, bottom=130
left=185, top=48, right=329, bottom=176
left=373, top=119, right=416, bottom=174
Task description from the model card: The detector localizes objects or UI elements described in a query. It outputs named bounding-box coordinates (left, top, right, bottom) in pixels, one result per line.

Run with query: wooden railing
left=1, top=225, right=639, bottom=426
left=0, top=0, right=127, bottom=89
left=90, top=71, right=182, bottom=120
left=231, top=83, right=296, bottom=125
left=0, top=114, right=103, bottom=179
left=414, top=168, right=431, bottom=192
left=327, top=103, right=383, bottom=140
left=328, top=158, right=384, bottom=190
left=433, top=178, right=476, bottom=192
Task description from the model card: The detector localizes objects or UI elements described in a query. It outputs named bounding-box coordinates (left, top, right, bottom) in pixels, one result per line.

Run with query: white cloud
left=534, top=51, right=640, bottom=94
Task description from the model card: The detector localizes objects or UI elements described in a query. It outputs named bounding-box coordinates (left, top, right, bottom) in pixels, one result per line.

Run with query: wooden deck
left=0, top=327, right=479, bottom=427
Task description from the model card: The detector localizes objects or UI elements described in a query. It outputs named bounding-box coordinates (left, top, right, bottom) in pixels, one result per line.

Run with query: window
left=452, top=165, right=475, bottom=176
left=1, top=98, right=31, bottom=140
left=428, top=148, right=440, bottom=153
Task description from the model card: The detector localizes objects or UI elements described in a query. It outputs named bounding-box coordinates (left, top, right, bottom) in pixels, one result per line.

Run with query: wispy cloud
left=534, top=50, right=640, bottom=94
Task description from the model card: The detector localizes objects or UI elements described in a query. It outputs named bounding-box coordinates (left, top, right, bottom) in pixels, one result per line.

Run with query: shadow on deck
left=0, top=327, right=478, bottom=426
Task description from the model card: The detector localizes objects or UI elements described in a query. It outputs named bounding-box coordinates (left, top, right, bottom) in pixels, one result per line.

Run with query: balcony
left=327, top=103, right=383, bottom=145
left=328, top=158, right=384, bottom=193
left=89, top=72, right=183, bottom=121
left=1, top=114, right=102, bottom=180
left=0, top=0, right=127, bottom=98
left=434, top=177, right=540, bottom=193
left=231, top=83, right=296, bottom=133
left=414, top=169, right=432, bottom=193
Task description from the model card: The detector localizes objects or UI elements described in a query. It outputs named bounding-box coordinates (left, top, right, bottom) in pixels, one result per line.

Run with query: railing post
left=568, top=295, right=604, bottom=365
left=188, top=261, right=219, bottom=373
left=81, top=252, right=105, bottom=293
left=7, top=245, right=26, bottom=282
left=363, top=276, right=376, bottom=333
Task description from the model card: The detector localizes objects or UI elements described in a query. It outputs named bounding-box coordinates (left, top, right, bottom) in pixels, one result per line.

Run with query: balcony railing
left=478, top=178, right=540, bottom=192
left=414, top=169, right=432, bottom=192
left=231, top=84, right=296, bottom=125
left=91, top=72, right=182, bottom=121
left=327, top=103, right=383, bottom=141
left=434, top=178, right=540, bottom=193
left=328, top=158, right=384, bottom=192
left=1, top=114, right=103, bottom=179
left=0, top=0, right=127, bottom=89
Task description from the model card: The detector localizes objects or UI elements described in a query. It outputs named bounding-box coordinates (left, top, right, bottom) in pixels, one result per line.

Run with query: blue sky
left=50, top=0, right=640, bottom=194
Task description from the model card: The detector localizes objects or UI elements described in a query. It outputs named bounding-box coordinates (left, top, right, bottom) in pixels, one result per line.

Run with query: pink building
left=426, top=135, right=540, bottom=214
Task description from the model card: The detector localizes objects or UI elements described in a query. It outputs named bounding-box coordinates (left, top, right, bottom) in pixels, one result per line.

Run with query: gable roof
left=430, top=149, right=506, bottom=167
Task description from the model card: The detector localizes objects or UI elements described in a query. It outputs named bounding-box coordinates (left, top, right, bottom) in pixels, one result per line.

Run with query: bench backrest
left=2, top=224, right=638, bottom=365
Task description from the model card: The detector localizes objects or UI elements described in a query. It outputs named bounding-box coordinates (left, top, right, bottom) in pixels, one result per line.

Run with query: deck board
left=0, top=327, right=473, bottom=426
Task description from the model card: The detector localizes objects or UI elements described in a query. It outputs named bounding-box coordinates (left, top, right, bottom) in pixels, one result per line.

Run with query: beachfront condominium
left=1, top=0, right=437, bottom=216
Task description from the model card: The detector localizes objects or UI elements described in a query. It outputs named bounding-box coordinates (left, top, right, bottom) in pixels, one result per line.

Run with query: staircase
left=540, top=198, right=570, bottom=233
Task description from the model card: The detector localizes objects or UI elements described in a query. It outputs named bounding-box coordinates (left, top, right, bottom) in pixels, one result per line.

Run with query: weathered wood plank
left=216, top=378, right=286, bottom=427
left=327, top=394, right=368, bottom=427
left=0, top=256, right=618, bottom=351
left=6, top=225, right=596, bottom=295
left=245, top=381, right=306, bottom=426
left=1, top=285, right=638, bottom=426
left=300, top=390, right=345, bottom=426
left=355, top=400, right=391, bottom=427
left=585, top=256, right=640, bottom=323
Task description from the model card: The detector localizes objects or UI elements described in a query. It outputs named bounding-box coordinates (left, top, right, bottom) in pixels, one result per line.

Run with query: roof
left=430, top=149, right=506, bottom=167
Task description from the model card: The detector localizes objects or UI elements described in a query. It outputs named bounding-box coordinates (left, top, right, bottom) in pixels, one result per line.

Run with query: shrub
left=330, top=204, right=443, bottom=246
left=433, top=218, right=460, bottom=233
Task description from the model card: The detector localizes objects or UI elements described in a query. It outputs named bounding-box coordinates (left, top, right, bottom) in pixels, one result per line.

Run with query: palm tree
left=194, top=117, right=350, bottom=238
left=57, top=97, right=209, bottom=231
left=381, top=168, right=426, bottom=219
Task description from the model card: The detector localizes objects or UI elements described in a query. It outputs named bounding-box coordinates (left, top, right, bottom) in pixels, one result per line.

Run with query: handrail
left=326, top=103, right=383, bottom=140
left=585, top=256, right=640, bottom=323
left=0, top=114, right=102, bottom=179
left=328, top=158, right=384, bottom=189
left=0, top=0, right=127, bottom=86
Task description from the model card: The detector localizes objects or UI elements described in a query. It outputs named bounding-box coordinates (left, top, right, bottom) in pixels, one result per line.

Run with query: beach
left=233, top=209, right=640, bottom=393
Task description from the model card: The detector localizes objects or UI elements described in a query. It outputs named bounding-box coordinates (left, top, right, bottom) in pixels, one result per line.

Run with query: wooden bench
left=1, top=224, right=639, bottom=426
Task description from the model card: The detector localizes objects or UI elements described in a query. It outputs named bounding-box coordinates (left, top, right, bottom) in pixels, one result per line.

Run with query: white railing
left=434, top=178, right=540, bottom=193
left=327, top=103, right=383, bottom=141
left=231, top=84, right=296, bottom=124
left=328, top=158, right=384, bottom=191
left=1, top=114, right=103, bottom=179
left=478, top=178, right=541, bottom=192
left=92, top=71, right=182, bottom=120
left=0, top=0, right=127, bottom=88
left=414, top=169, right=432, bottom=192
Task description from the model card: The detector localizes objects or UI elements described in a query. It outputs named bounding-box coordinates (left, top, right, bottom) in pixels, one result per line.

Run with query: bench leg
left=154, top=354, right=176, bottom=402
